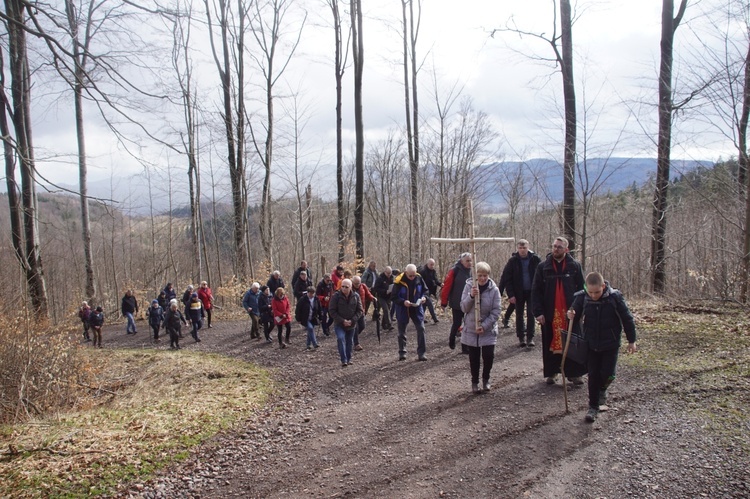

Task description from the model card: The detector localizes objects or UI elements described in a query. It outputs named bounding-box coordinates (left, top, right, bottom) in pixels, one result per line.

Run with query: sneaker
left=526, top=339, right=535, bottom=347
left=355, top=344, right=364, bottom=351
left=448, top=334, right=456, bottom=350
left=195, top=337, right=201, bottom=343
left=418, top=355, right=427, bottom=361
left=266, top=338, right=273, bottom=343
left=342, top=362, right=348, bottom=368
left=433, top=318, right=440, bottom=324
left=585, top=407, right=598, bottom=422
left=280, top=342, right=287, bottom=349
left=518, top=340, right=527, bottom=348
left=568, top=377, right=584, bottom=386
left=313, top=344, right=320, bottom=349
left=472, top=383, right=481, bottom=394
left=546, top=374, right=559, bottom=385
left=502, top=321, right=510, bottom=329
left=307, top=346, right=313, bottom=351
left=399, top=354, right=406, bottom=361
left=482, top=380, right=491, bottom=392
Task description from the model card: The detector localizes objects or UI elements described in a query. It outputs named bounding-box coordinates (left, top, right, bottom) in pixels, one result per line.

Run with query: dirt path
left=107, top=313, right=749, bottom=498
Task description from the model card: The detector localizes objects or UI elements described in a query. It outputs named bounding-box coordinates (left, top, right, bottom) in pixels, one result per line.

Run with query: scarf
left=550, top=258, right=567, bottom=354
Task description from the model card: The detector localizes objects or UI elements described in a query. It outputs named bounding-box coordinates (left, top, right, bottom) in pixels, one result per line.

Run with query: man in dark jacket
left=267, top=270, right=285, bottom=296
left=329, top=279, right=363, bottom=367
left=417, top=258, right=441, bottom=325
left=242, top=282, right=261, bottom=339
left=295, top=286, right=322, bottom=350
left=393, top=264, right=428, bottom=361
left=291, top=261, right=314, bottom=291
left=121, top=290, right=139, bottom=335
left=373, top=267, right=394, bottom=331
left=568, top=272, right=637, bottom=422
left=293, top=270, right=312, bottom=300
left=440, top=253, right=473, bottom=353
left=531, top=236, right=587, bottom=384
left=500, top=239, right=542, bottom=348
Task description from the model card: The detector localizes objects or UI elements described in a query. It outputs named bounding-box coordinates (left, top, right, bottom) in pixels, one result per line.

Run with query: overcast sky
left=30, top=0, right=734, bottom=198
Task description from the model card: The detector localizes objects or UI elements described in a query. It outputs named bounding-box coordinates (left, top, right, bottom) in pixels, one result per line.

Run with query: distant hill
left=478, top=157, right=713, bottom=209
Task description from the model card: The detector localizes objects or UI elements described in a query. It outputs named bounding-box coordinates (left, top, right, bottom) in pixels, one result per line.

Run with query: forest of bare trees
left=1, top=0, right=750, bottom=324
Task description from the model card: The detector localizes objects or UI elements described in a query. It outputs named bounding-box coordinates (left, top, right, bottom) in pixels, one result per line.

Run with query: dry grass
left=0, top=348, right=273, bottom=497
left=623, top=299, right=750, bottom=443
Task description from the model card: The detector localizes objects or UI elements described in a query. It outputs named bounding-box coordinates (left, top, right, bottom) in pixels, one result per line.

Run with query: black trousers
left=503, top=303, right=515, bottom=323
left=467, top=344, right=495, bottom=384
left=588, top=347, right=619, bottom=409
left=277, top=323, right=291, bottom=344
left=514, top=290, right=535, bottom=340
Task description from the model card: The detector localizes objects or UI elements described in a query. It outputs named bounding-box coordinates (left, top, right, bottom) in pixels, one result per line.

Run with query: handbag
left=561, top=329, right=588, bottom=365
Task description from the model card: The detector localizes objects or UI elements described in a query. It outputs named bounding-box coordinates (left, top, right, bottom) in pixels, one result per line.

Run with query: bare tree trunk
left=350, top=0, right=365, bottom=266
left=738, top=42, right=750, bottom=302
left=560, top=0, right=576, bottom=250
left=651, top=0, right=688, bottom=295
left=330, top=0, right=346, bottom=262
left=6, top=0, right=48, bottom=318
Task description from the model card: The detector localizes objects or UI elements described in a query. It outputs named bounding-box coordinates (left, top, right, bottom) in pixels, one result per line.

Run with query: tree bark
left=331, top=0, right=346, bottom=262
left=351, top=0, right=364, bottom=266
left=560, top=0, right=576, bottom=250
left=651, top=0, right=688, bottom=295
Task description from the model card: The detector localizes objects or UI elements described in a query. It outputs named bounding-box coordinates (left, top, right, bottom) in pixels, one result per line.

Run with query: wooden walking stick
left=560, top=315, right=574, bottom=413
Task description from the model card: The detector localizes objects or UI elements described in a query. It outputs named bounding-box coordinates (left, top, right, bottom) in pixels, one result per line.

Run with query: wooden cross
left=429, top=200, right=515, bottom=328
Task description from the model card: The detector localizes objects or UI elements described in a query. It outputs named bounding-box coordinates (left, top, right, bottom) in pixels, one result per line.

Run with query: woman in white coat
left=461, top=261, right=502, bottom=394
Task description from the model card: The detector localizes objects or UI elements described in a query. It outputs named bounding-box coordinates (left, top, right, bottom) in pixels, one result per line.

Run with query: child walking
left=89, top=306, right=105, bottom=348
left=567, top=272, right=637, bottom=422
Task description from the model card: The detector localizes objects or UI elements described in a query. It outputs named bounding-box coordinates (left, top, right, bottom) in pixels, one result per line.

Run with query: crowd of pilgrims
left=76, top=237, right=637, bottom=422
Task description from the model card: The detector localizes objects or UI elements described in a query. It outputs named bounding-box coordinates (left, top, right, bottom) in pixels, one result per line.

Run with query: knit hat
left=152, top=299, right=158, bottom=304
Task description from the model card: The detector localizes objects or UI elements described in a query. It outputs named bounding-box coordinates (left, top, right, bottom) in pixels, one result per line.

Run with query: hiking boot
left=418, top=355, right=427, bottom=361
left=585, top=407, right=598, bottom=422
left=482, top=380, right=491, bottom=392
left=502, top=320, right=510, bottom=329
left=448, top=333, right=456, bottom=350
left=342, top=362, right=348, bottom=368
left=598, top=390, right=608, bottom=406
left=280, top=342, right=287, bottom=349
left=526, top=339, right=535, bottom=347
left=568, top=377, right=584, bottom=385
left=399, top=353, right=406, bottom=361
left=472, top=383, right=481, bottom=394
left=355, top=344, right=364, bottom=351
left=546, top=374, right=559, bottom=385
left=433, top=318, right=440, bottom=324
left=518, top=339, right=527, bottom=348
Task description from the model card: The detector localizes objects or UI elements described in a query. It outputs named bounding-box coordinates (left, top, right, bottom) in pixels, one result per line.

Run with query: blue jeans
left=334, top=325, right=354, bottom=364
left=398, top=314, right=426, bottom=357
left=305, top=320, right=318, bottom=347
left=125, top=312, right=136, bottom=333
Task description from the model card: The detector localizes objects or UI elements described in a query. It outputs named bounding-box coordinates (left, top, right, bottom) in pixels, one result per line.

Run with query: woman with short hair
left=460, top=261, right=502, bottom=394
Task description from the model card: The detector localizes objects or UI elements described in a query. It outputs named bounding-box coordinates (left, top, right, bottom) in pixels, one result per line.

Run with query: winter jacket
left=258, top=292, right=273, bottom=323
left=242, top=288, right=260, bottom=316
left=89, top=311, right=105, bottom=328
left=267, top=276, right=286, bottom=296
left=330, top=269, right=345, bottom=290
left=392, top=272, right=427, bottom=324
left=164, top=308, right=186, bottom=331
left=188, top=298, right=204, bottom=323
left=373, top=272, right=394, bottom=299
left=292, top=267, right=315, bottom=291
left=197, top=287, right=214, bottom=310
left=569, top=283, right=636, bottom=352
left=293, top=277, right=313, bottom=300
left=440, top=260, right=472, bottom=309
left=316, top=279, right=334, bottom=309
left=271, top=296, right=291, bottom=325
left=361, top=267, right=377, bottom=289
left=295, top=294, right=322, bottom=325
left=417, top=264, right=442, bottom=296
left=79, top=306, right=91, bottom=324
left=147, top=305, right=164, bottom=327
left=121, top=294, right=138, bottom=315
left=500, top=251, right=542, bottom=299
left=530, top=253, right=584, bottom=323
left=157, top=293, right=169, bottom=310
left=353, top=282, right=374, bottom=310
left=163, top=285, right=177, bottom=302
left=181, top=289, right=193, bottom=306
left=328, top=290, right=363, bottom=328
left=459, top=278, right=502, bottom=347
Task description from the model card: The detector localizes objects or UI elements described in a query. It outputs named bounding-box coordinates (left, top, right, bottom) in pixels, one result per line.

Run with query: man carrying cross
left=531, top=236, right=587, bottom=384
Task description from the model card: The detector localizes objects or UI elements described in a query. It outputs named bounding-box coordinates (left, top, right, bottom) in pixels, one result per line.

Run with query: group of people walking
left=76, top=236, right=638, bottom=423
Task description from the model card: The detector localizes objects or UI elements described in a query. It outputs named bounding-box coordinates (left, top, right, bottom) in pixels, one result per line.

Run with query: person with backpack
left=78, top=301, right=92, bottom=342
left=567, top=272, right=637, bottom=422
